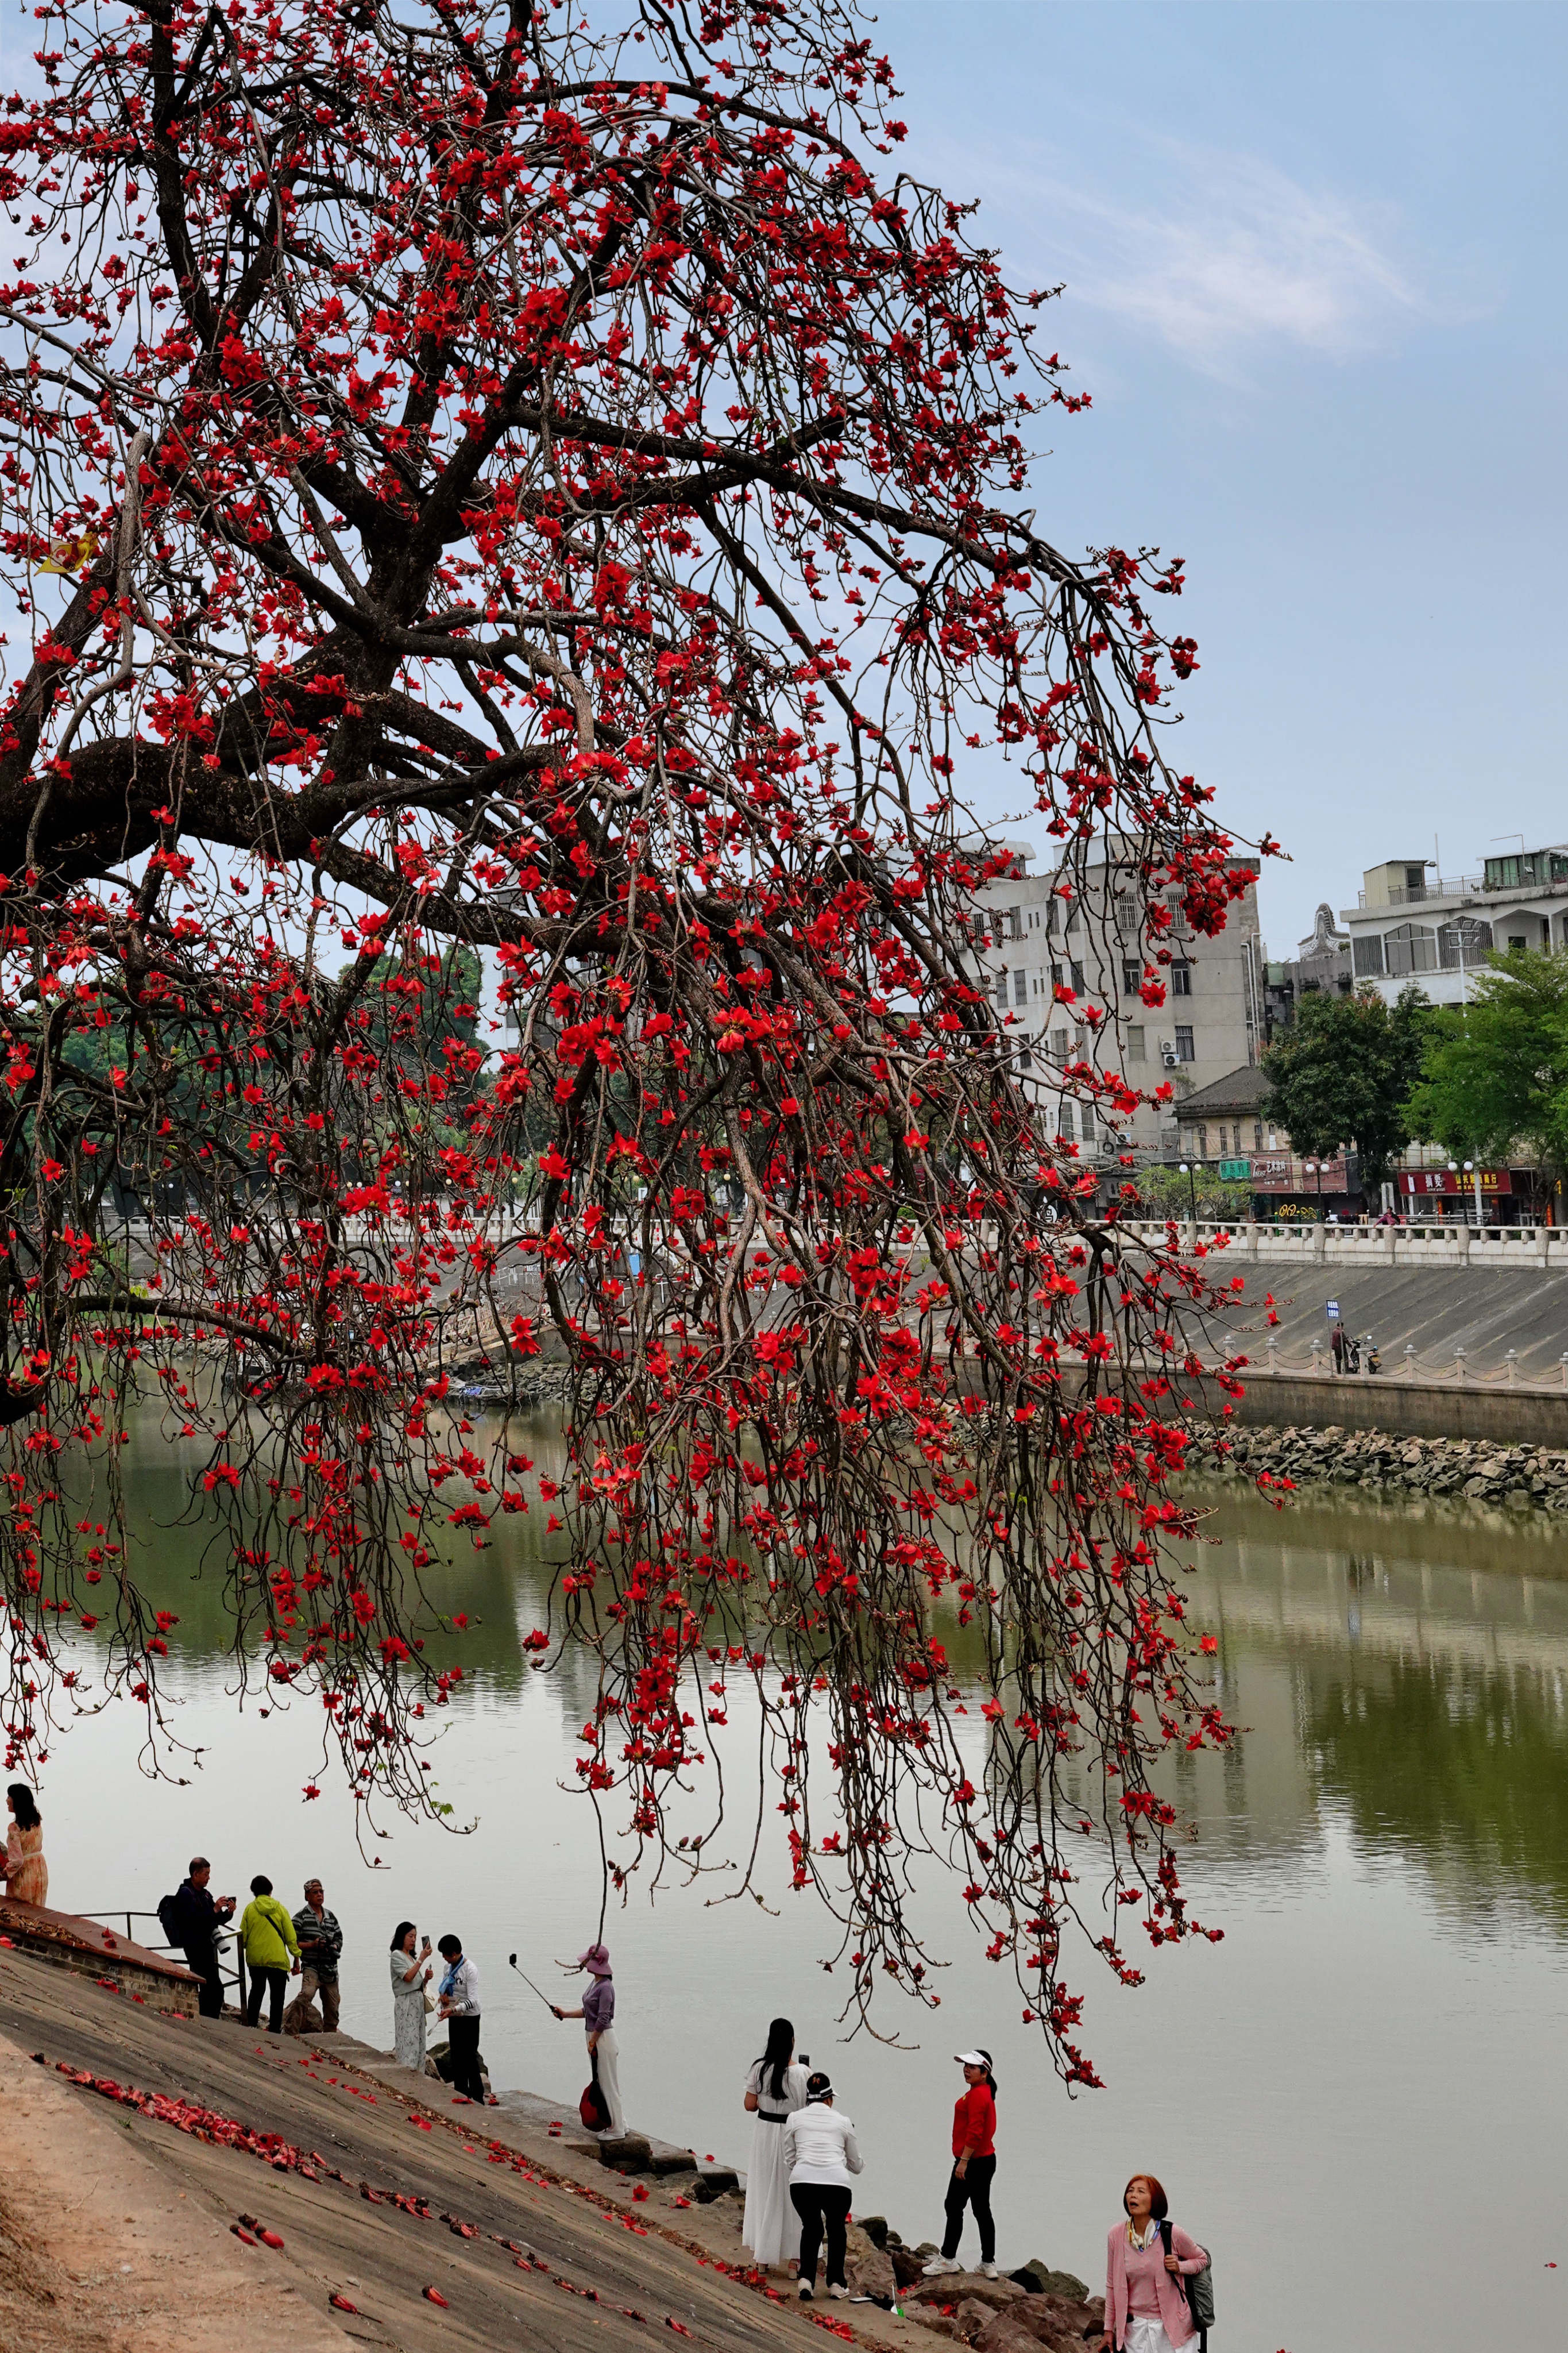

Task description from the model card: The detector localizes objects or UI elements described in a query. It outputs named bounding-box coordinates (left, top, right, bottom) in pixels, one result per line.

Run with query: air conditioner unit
left=1159, top=1039, right=1178, bottom=1069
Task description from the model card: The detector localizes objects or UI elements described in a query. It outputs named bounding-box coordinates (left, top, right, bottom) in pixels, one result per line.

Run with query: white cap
left=955, top=2049, right=991, bottom=2068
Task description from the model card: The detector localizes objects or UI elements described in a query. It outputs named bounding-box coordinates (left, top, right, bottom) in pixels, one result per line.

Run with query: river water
left=34, top=1418, right=1568, bottom=2350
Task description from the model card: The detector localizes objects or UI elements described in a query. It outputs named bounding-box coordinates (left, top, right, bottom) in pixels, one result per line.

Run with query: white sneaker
left=921, top=2258, right=952, bottom=2278
left=979, top=2264, right=999, bottom=2280
left=829, top=2286, right=850, bottom=2301
left=797, top=2282, right=814, bottom=2301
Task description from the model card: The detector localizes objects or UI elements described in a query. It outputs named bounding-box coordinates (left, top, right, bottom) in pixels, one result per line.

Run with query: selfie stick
left=508, top=1954, right=562, bottom=2013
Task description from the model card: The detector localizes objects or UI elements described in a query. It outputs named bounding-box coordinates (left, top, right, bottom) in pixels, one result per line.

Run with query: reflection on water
left=1181, top=1487, right=1568, bottom=1928
left=36, top=1444, right=1568, bottom=2347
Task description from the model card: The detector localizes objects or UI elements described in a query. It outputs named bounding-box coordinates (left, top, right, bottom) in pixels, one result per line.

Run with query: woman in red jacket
left=921, top=2050, right=998, bottom=2278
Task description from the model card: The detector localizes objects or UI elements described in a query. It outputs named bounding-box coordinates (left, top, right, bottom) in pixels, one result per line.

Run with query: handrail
left=78, top=1904, right=248, bottom=2012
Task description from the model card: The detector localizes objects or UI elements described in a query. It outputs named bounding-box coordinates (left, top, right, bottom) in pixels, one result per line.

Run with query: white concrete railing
left=1115, top=1218, right=1564, bottom=1269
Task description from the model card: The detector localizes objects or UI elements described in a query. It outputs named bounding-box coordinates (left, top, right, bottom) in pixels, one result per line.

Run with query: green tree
left=1131, top=1165, right=1253, bottom=1220
left=1405, top=948, right=1568, bottom=1198
left=1260, top=985, right=1432, bottom=1190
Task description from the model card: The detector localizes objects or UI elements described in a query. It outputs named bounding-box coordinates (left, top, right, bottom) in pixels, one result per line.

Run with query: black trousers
left=449, top=2013, right=485, bottom=2101
left=790, top=2182, right=852, bottom=2286
left=183, top=1938, right=225, bottom=2019
left=941, top=2155, right=997, bottom=2264
left=245, top=1965, right=288, bottom=2032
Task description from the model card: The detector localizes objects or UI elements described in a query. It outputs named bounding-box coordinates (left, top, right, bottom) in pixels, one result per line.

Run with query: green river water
left=34, top=1415, right=1568, bottom=2349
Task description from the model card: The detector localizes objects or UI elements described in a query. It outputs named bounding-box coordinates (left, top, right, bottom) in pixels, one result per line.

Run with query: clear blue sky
left=878, top=1, right=1566, bottom=953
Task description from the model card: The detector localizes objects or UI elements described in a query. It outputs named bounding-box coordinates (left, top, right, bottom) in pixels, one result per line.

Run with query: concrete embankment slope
left=0, top=1941, right=1091, bottom=2353
left=1222, top=1259, right=1568, bottom=1378
left=0, top=1936, right=822, bottom=2353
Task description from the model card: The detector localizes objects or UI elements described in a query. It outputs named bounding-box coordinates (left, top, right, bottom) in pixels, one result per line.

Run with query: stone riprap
left=1202, top=1423, right=1568, bottom=1511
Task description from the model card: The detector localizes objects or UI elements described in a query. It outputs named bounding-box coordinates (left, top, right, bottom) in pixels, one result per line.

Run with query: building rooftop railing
left=1354, top=875, right=1481, bottom=909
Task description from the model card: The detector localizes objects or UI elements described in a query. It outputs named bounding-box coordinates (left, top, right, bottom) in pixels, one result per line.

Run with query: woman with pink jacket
left=1104, top=2173, right=1207, bottom=2353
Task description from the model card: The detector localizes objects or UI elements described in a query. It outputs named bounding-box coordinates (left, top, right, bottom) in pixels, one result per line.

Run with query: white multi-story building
left=965, top=838, right=1264, bottom=1162
left=1345, top=846, right=1568, bottom=1009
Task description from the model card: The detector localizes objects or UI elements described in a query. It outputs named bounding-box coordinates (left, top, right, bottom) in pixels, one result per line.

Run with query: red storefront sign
left=1400, top=1168, right=1512, bottom=1197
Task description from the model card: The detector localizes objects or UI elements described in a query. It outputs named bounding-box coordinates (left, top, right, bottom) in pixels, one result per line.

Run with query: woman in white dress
left=741, top=2017, right=810, bottom=2268
left=390, top=1920, right=433, bottom=2070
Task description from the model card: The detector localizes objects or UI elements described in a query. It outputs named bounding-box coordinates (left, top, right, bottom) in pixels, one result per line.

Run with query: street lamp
left=1303, top=1158, right=1325, bottom=1218
left=1177, top=1160, right=1197, bottom=1221
left=1462, top=1158, right=1482, bottom=1227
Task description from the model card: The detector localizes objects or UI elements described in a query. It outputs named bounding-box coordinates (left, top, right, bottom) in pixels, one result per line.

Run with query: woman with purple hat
left=551, top=1940, right=623, bottom=2135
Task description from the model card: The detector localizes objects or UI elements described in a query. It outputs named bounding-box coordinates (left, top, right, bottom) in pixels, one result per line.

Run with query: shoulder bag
left=1159, top=2219, right=1214, bottom=2346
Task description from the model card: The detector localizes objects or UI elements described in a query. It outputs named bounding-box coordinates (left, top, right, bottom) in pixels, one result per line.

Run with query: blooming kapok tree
left=0, top=0, right=1266, bottom=2074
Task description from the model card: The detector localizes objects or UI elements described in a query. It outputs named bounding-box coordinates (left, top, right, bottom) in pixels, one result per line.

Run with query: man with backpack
left=161, top=1857, right=235, bottom=2019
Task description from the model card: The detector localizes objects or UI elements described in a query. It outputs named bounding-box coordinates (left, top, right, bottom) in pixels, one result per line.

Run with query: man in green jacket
left=238, top=1874, right=300, bottom=2033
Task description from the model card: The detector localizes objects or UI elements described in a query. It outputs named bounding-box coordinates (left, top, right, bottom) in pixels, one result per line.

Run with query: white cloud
left=1052, top=147, right=1435, bottom=373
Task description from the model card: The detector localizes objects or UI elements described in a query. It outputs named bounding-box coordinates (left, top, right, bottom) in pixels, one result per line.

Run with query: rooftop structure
left=1344, top=843, right=1568, bottom=1008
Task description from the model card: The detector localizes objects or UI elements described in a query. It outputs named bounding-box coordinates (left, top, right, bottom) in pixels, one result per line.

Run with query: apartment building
left=965, top=838, right=1264, bottom=1162
left=1344, top=845, right=1568, bottom=1010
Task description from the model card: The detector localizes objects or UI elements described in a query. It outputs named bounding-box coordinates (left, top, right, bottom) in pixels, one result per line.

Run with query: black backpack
left=156, top=1892, right=183, bottom=1947
left=1160, top=2219, right=1214, bottom=2343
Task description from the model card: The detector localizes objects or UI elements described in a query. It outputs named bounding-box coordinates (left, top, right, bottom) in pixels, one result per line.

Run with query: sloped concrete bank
left=1201, top=1422, right=1568, bottom=1513
left=0, top=1941, right=1109, bottom=2353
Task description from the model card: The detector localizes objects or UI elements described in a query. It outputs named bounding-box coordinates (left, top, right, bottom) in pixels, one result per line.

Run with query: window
left=1080, top=1104, right=1095, bottom=1141
left=1175, top=1025, right=1195, bottom=1063
left=1253, top=1121, right=1264, bottom=1151
left=1057, top=1103, right=1075, bottom=1143
left=1385, top=921, right=1438, bottom=976
left=971, top=916, right=990, bottom=951
left=1065, top=905, right=1082, bottom=936
left=1170, top=961, right=1192, bottom=996
left=1196, top=1124, right=1208, bottom=1159
left=1438, top=918, right=1491, bottom=969
left=1051, top=1027, right=1069, bottom=1060
left=1126, top=1026, right=1146, bottom=1063
left=1070, top=960, right=1084, bottom=993
left=1353, top=934, right=1385, bottom=977
left=1013, top=970, right=1028, bottom=1006
left=1122, top=959, right=1141, bottom=995
left=1216, top=1124, right=1228, bottom=1155
left=1508, top=934, right=1528, bottom=953
left=994, top=977, right=1007, bottom=1010
left=1046, top=898, right=1060, bottom=936
left=1007, top=905, right=1023, bottom=940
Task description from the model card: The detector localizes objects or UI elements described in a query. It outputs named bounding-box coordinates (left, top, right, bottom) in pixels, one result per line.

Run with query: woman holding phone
left=391, top=1920, right=434, bottom=2070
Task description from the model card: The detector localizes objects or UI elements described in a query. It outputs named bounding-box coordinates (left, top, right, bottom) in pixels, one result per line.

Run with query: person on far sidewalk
left=551, top=1941, right=624, bottom=2134
left=285, top=1877, right=343, bottom=2035
left=437, top=1933, right=488, bottom=2102
left=924, top=2049, right=999, bottom=2278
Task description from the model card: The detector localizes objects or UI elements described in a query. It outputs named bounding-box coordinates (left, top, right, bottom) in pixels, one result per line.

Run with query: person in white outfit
left=741, top=2017, right=810, bottom=2267
left=781, top=2071, right=863, bottom=2301
left=551, top=1940, right=624, bottom=2134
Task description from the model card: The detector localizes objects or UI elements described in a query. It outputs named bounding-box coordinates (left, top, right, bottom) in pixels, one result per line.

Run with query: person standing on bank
left=436, top=1934, right=486, bottom=2102
left=741, top=2017, right=809, bottom=2268
left=550, top=1941, right=624, bottom=2135
left=1106, top=2174, right=1205, bottom=2353
left=168, top=1857, right=235, bottom=2018
left=924, top=2050, right=999, bottom=2278
left=390, top=1922, right=434, bottom=2070
left=238, top=1874, right=300, bottom=2033
left=285, top=1877, right=343, bottom=2035
left=781, top=2070, right=862, bottom=2302
left=1, top=1783, right=47, bottom=1907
